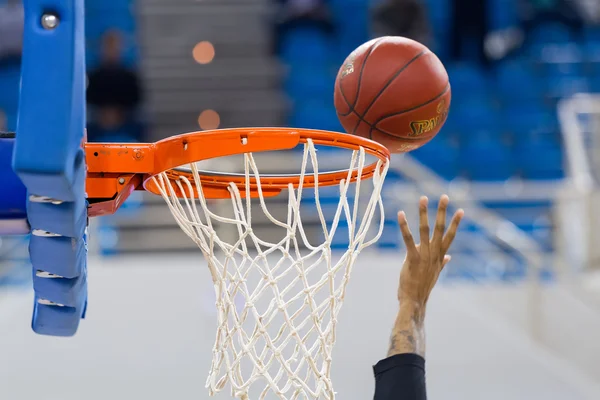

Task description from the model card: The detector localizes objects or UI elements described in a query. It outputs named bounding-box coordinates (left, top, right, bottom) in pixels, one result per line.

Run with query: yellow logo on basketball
left=397, top=143, right=420, bottom=152
left=436, top=100, right=447, bottom=114
left=409, top=100, right=449, bottom=137
left=340, top=54, right=356, bottom=79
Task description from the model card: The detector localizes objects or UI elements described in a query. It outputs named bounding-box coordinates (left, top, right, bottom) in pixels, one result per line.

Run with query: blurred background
left=2, top=0, right=600, bottom=399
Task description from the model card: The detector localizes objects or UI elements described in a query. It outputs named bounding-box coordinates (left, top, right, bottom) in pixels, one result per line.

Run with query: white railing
left=558, top=94, right=600, bottom=274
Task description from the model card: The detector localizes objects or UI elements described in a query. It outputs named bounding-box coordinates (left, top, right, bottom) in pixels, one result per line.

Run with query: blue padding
left=14, top=0, right=88, bottom=336
left=27, top=189, right=87, bottom=238
left=14, top=1, right=87, bottom=200
left=29, top=235, right=87, bottom=278
left=33, top=268, right=87, bottom=308
left=31, top=296, right=87, bottom=337
left=0, top=137, right=27, bottom=220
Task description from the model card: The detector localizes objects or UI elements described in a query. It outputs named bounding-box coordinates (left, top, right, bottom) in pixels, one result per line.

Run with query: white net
left=151, top=140, right=388, bottom=399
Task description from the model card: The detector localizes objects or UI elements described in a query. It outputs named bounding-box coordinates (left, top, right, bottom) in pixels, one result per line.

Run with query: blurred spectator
left=86, top=30, right=143, bottom=142
left=577, top=0, right=600, bottom=23
left=371, top=0, right=431, bottom=46
left=450, top=0, right=491, bottom=66
left=0, top=0, right=23, bottom=65
left=273, top=0, right=335, bottom=55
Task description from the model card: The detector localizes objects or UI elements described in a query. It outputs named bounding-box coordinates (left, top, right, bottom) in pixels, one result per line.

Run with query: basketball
left=334, top=37, right=451, bottom=153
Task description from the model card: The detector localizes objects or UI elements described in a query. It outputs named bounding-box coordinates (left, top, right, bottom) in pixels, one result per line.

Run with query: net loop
left=152, top=139, right=389, bottom=399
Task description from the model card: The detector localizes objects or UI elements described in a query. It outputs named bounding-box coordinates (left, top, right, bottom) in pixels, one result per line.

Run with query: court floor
left=0, top=253, right=598, bottom=400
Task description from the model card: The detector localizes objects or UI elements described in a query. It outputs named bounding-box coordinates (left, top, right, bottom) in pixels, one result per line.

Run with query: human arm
left=374, top=195, right=464, bottom=400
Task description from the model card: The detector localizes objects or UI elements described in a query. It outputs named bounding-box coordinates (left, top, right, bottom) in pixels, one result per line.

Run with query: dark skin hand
left=388, top=195, right=464, bottom=357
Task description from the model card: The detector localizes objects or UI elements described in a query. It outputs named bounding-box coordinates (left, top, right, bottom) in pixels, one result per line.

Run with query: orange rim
left=84, top=128, right=390, bottom=216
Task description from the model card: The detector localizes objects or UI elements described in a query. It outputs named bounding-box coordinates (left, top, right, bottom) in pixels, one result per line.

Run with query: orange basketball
left=334, top=37, right=450, bottom=153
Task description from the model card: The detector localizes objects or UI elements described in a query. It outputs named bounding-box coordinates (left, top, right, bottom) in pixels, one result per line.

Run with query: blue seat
left=3, top=112, right=18, bottom=131
left=333, top=3, right=370, bottom=59
left=411, top=138, right=459, bottom=180
left=503, top=104, right=558, bottom=137
left=280, top=27, right=336, bottom=65
left=529, top=22, right=574, bottom=45
left=0, top=64, right=21, bottom=112
left=86, top=12, right=136, bottom=36
left=451, top=100, right=500, bottom=134
left=583, top=25, right=600, bottom=42
left=536, top=41, right=582, bottom=60
left=543, top=61, right=585, bottom=79
left=488, top=0, right=519, bottom=30
left=514, top=136, right=564, bottom=179
left=545, top=75, right=590, bottom=99
left=424, top=0, right=451, bottom=57
left=590, top=74, right=600, bottom=93
left=447, top=62, right=489, bottom=94
left=284, top=65, right=335, bottom=100
left=377, top=221, right=401, bottom=249
left=460, top=134, right=515, bottom=181
left=289, top=100, right=343, bottom=132
left=85, top=0, right=134, bottom=11
left=527, top=22, right=577, bottom=61
left=586, top=41, right=600, bottom=65
left=495, top=60, right=544, bottom=103
left=537, top=43, right=584, bottom=77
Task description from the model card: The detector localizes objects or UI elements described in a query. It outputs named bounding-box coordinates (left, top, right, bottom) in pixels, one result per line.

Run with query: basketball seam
left=346, top=82, right=450, bottom=141
left=369, top=83, right=451, bottom=139
left=350, top=50, right=428, bottom=135
left=338, top=37, right=386, bottom=117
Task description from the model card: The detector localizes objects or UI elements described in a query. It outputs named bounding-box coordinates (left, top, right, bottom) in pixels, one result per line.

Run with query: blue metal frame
left=9, top=0, right=88, bottom=336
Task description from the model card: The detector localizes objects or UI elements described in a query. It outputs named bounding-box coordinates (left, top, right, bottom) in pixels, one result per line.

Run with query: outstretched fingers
left=441, top=208, right=465, bottom=255
left=418, top=196, right=430, bottom=255
left=398, top=211, right=417, bottom=256
left=432, top=194, right=449, bottom=251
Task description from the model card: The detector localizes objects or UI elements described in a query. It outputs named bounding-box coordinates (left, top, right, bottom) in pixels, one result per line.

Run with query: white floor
left=0, top=253, right=599, bottom=400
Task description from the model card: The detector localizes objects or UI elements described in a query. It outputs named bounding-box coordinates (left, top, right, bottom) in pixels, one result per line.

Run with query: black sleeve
left=373, top=353, right=426, bottom=400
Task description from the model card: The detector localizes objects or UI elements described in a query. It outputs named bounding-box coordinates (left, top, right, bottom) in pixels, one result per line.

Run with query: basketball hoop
left=84, top=128, right=390, bottom=399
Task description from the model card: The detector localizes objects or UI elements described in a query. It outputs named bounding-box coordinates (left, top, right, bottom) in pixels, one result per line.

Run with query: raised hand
left=388, top=195, right=464, bottom=358
left=397, top=195, right=464, bottom=305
